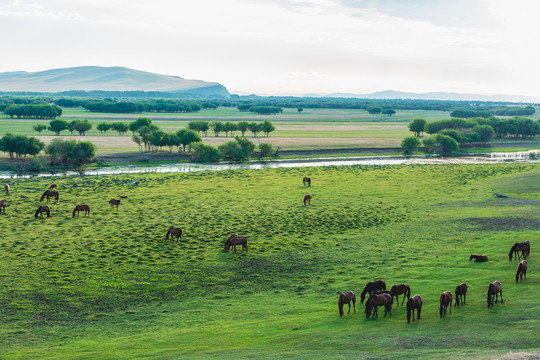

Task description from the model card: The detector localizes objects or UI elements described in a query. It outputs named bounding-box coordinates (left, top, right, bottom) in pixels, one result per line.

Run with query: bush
left=422, top=136, right=438, bottom=156
left=191, top=143, right=223, bottom=163
left=436, top=134, right=459, bottom=156
left=218, top=136, right=255, bottom=161
left=0, top=133, right=44, bottom=159
left=259, top=143, right=274, bottom=157
left=401, top=136, right=421, bottom=154
left=45, top=138, right=96, bottom=165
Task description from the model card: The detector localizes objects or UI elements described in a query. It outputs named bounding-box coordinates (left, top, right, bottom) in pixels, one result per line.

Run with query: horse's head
left=224, top=240, right=230, bottom=252
left=365, top=304, right=371, bottom=318
left=469, top=255, right=473, bottom=261
left=508, top=251, right=513, bottom=261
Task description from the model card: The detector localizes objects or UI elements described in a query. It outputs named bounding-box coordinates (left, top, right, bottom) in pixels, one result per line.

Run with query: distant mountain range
left=0, top=66, right=230, bottom=98
left=313, top=90, right=540, bottom=103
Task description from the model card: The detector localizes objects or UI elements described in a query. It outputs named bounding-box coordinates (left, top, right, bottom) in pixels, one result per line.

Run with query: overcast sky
left=1, top=0, right=539, bottom=97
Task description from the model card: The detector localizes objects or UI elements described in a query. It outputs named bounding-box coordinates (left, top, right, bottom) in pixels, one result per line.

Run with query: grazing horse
left=469, top=254, right=488, bottom=262
left=109, top=199, right=121, bottom=210
left=165, top=226, right=182, bottom=242
left=360, top=280, right=386, bottom=303
left=487, top=281, right=503, bottom=308
left=49, top=184, right=58, bottom=190
left=40, top=190, right=59, bottom=202
left=439, top=291, right=452, bottom=318
left=390, top=284, right=411, bottom=306
left=0, top=199, right=6, bottom=214
left=338, top=291, right=356, bottom=317
left=516, top=260, right=528, bottom=283
left=303, top=194, right=312, bottom=206
left=365, top=293, right=392, bottom=318
left=406, top=295, right=423, bottom=324
left=454, top=283, right=468, bottom=308
left=35, top=205, right=51, bottom=218
left=4, top=184, right=9, bottom=194
left=224, top=235, right=248, bottom=253
left=303, top=177, right=311, bottom=186
left=523, top=240, right=530, bottom=257
left=72, top=204, right=90, bottom=218
left=508, top=241, right=529, bottom=261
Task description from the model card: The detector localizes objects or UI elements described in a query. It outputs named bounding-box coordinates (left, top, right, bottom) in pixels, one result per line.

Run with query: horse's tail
left=165, top=227, right=172, bottom=240
left=35, top=207, right=40, bottom=219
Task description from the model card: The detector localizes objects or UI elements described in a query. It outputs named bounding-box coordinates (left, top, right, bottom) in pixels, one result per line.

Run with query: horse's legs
left=401, top=294, right=406, bottom=306
left=449, top=299, right=452, bottom=314
left=347, top=302, right=351, bottom=314
left=352, top=299, right=355, bottom=314
left=500, top=290, right=503, bottom=303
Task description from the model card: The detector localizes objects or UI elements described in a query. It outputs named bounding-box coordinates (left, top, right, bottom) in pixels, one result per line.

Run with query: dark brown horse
left=109, top=199, right=121, bottom=210
left=469, top=254, right=488, bottom=262
left=487, top=281, right=503, bottom=308
left=338, top=290, right=356, bottom=317
left=224, top=235, right=248, bottom=253
left=303, top=194, right=312, bottom=205
left=72, top=204, right=90, bottom=218
left=0, top=199, right=6, bottom=214
left=439, top=291, right=452, bottom=318
left=516, top=260, right=528, bottom=283
left=406, top=295, right=423, bottom=324
left=454, top=283, right=468, bottom=308
left=365, top=292, right=392, bottom=318
left=303, top=177, right=311, bottom=186
left=360, top=280, right=386, bottom=303
left=40, top=190, right=59, bottom=202
left=390, top=284, right=411, bottom=306
left=49, top=184, right=58, bottom=190
left=165, top=226, right=182, bottom=241
left=4, top=184, right=9, bottom=194
left=508, top=241, right=529, bottom=261
left=35, top=205, right=51, bottom=218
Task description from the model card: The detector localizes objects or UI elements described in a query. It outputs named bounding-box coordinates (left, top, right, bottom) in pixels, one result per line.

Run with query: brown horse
left=516, top=260, right=528, bottom=283
left=469, top=254, right=488, bottom=262
left=360, top=280, right=387, bottom=303
left=303, top=194, right=312, bottom=205
left=338, top=291, right=356, bottom=317
left=4, top=184, right=9, bottom=194
left=224, top=235, right=248, bottom=253
left=72, top=204, right=90, bottom=218
left=508, top=241, right=529, bottom=261
left=454, top=283, right=468, bottom=308
left=109, top=199, right=121, bottom=210
left=439, top=291, right=452, bottom=318
left=165, top=226, right=182, bottom=241
left=365, top=292, right=392, bottom=318
left=35, top=205, right=51, bottom=218
left=40, top=190, right=59, bottom=202
left=406, top=295, right=423, bottom=324
left=0, top=199, right=6, bottom=214
left=390, top=284, right=411, bottom=306
left=487, top=281, right=503, bottom=308
left=49, top=184, right=58, bottom=190
left=303, top=177, right=311, bottom=186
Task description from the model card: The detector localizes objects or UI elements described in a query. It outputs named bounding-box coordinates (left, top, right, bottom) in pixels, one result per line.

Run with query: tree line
left=187, top=120, right=275, bottom=137
left=53, top=98, right=218, bottom=114
left=0, top=104, right=62, bottom=119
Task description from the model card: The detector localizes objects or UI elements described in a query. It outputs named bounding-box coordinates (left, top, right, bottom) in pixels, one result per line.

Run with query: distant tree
left=210, top=121, right=224, bottom=137
left=237, top=121, right=249, bottom=137
left=408, top=118, right=427, bottom=137
left=111, top=122, right=129, bottom=135
left=45, top=138, right=95, bottom=165
left=72, top=119, right=92, bottom=136
left=368, top=107, right=382, bottom=115
left=48, top=119, right=69, bottom=136
left=259, top=143, right=274, bottom=157
left=297, top=108, right=304, bottom=113
left=401, top=136, right=421, bottom=154
left=97, top=122, right=111, bottom=134
left=382, top=109, right=396, bottom=116
left=129, top=117, right=153, bottom=134
left=248, top=122, right=262, bottom=137
left=237, top=104, right=254, bottom=112
left=471, top=125, right=495, bottom=144
left=223, top=122, right=237, bottom=137
left=33, top=124, right=47, bottom=135
left=261, top=120, right=275, bottom=137
left=176, top=129, right=202, bottom=151
left=0, top=133, right=44, bottom=159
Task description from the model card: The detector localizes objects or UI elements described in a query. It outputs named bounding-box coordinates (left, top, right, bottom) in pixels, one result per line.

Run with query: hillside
left=0, top=66, right=230, bottom=98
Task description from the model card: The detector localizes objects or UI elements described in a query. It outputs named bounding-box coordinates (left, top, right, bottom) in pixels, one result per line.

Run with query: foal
left=469, top=254, right=488, bottom=262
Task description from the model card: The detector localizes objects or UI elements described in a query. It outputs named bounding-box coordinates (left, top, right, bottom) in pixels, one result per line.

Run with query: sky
left=1, top=0, right=540, bottom=97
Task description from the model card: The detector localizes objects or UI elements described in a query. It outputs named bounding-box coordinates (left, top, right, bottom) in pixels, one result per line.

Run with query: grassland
left=0, top=163, right=539, bottom=359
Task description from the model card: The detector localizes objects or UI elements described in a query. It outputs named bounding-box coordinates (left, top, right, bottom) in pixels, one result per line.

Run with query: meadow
left=0, top=163, right=539, bottom=359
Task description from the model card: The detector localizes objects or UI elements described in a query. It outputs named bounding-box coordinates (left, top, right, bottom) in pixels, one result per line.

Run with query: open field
left=0, top=163, right=539, bottom=358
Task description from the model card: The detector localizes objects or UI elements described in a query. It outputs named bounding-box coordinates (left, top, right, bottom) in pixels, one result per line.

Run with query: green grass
left=0, top=163, right=539, bottom=358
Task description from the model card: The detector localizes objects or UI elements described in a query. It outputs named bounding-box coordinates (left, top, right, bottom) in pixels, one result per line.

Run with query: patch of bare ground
left=496, top=352, right=540, bottom=360
left=461, top=216, right=540, bottom=231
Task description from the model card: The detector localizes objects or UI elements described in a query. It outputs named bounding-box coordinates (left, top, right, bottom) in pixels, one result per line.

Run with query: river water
left=1, top=150, right=538, bottom=179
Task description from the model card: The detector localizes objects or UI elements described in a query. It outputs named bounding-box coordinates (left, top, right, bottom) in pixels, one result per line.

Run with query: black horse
left=360, top=280, right=386, bottom=303
left=508, top=241, right=530, bottom=261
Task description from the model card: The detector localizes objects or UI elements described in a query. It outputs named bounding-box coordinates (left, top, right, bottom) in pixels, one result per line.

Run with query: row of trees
left=191, top=137, right=274, bottom=162
left=1, top=104, right=62, bottom=119
left=237, top=104, right=283, bottom=115
left=188, top=120, right=275, bottom=137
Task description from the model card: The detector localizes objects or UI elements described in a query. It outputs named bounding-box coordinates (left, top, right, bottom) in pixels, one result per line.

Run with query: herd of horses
left=339, top=237, right=531, bottom=322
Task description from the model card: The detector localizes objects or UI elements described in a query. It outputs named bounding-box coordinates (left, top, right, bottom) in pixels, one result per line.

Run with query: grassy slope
left=0, top=164, right=539, bottom=359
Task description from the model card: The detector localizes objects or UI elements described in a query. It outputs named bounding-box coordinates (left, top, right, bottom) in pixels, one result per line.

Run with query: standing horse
left=523, top=240, right=530, bottom=257
left=454, top=283, right=468, bottom=308
left=439, top=291, right=452, bottom=318
left=406, top=295, right=423, bottom=324
left=365, top=293, right=392, bottom=318
left=516, top=260, right=528, bottom=283
left=35, top=205, right=51, bottom=218
left=109, top=199, right=121, bottom=210
left=4, top=184, right=9, bottom=194
left=165, top=226, right=182, bottom=242
left=224, top=235, right=248, bottom=253
left=487, top=281, right=503, bottom=308
left=303, top=177, right=311, bottom=186
left=72, top=204, right=90, bottom=218
left=338, top=291, right=356, bottom=317
left=303, top=194, right=312, bottom=206
left=469, top=254, right=488, bottom=262
left=390, top=284, right=411, bottom=306
left=0, top=199, right=6, bottom=214
left=40, top=190, right=59, bottom=202
left=49, top=184, right=58, bottom=190
left=360, top=280, right=386, bottom=303
left=508, top=241, right=529, bottom=261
